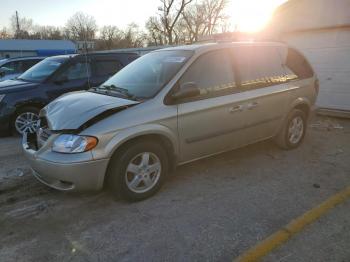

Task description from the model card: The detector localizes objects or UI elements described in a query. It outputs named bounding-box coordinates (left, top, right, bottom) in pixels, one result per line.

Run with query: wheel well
left=14, top=103, right=42, bottom=115
left=111, top=134, right=177, bottom=172
left=294, top=103, right=310, bottom=119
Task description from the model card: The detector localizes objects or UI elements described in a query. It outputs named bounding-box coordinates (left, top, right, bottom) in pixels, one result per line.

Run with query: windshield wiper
left=99, top=84, right=139, bottom=101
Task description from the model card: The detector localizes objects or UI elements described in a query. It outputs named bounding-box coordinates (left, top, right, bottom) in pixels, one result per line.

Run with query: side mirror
left=171, top=82, right=200, bottom=101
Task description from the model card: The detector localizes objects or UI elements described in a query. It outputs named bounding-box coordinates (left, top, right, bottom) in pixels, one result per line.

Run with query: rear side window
left=179, top=50, right=236, bottom=98
left=92, top=60, right=123, bottom=77
left=1, top=61, right=22, bottom=74
left=285, top=48, right=313, bottom=80
left=233, top=46, right=287, bottom=90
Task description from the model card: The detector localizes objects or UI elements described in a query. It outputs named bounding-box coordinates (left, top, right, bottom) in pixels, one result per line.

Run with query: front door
left=176, top=49, right=250, bottom=163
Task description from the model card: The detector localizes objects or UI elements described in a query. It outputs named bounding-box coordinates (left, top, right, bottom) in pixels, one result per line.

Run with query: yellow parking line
left=234, top=186, right=350, bottom=262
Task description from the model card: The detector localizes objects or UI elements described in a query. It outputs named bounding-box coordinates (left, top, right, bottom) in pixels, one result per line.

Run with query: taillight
left=314, top=78, right=319, bottom=94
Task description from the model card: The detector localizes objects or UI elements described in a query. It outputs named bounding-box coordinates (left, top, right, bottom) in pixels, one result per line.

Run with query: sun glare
left=228, top=0, right=287, bottom=32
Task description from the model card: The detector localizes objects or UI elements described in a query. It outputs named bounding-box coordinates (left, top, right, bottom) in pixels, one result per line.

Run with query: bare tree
left=202, top=0, right=228, bottom=35
left=31, top=26, right=63, bottom=40
left=10, top=12, right=34, bottom=39
left=0, top=27, right=11, bottom=39
left=99, top=25, right=123, bottom=49
left=157, top=0, right=193, bottom=44
left=65, top=12, right=97, bottom=41
left=96, top=24, right=146, bottom=50
left=182, top=0, right=228, bottom=42
left=146, top=16, right=165, bottom=46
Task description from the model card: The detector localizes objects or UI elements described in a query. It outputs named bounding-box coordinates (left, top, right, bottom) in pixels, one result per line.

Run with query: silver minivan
left=23, top=42, right=318, bottom=201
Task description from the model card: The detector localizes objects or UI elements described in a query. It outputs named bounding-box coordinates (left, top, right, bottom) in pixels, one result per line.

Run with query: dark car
left=0, top=52, right=139, bottom=135
left=0, top=56, right=45, bottom=81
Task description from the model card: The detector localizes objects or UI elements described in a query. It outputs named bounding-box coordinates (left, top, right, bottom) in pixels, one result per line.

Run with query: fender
left=91, top=123, right=178, bottom=160
left=274, top=96, right=312, bottom=136
left=289, top=97, right=312, bottom=112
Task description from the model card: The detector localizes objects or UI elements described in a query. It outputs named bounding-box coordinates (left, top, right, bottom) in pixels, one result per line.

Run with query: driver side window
left=179, top=50, right=236, bottom=99
left=57, top=62, right=90, bottom=81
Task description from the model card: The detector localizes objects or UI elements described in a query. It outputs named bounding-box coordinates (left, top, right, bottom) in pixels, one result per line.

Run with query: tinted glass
left=18, top=58, right=66, bottom=82
left=57, top=62, right=90, bottom=81
left=22, top=59, right=41, bottom=71
left=234, top=46, right=287, bottom=89
left=128, top=55, right=139, bottom=62
left=1, top=61, right=21, bottom=74
left=92, top=60, right=123, bottom=77
left=100, top=50, right=193, bottom=99
left=285, top=48, right=313, bottom=80
left=179, top=50, right=236, bottom=97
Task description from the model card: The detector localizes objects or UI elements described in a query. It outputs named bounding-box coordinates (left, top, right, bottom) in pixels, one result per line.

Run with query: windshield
left=18, top=58, right=66, bottom=82
left=98, top=50, right=193, bottom=99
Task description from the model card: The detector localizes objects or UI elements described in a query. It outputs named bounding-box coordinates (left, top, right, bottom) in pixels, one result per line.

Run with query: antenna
left=15, top=11, right=20, bottom=38
left=83, top=26, right=90, bottom=88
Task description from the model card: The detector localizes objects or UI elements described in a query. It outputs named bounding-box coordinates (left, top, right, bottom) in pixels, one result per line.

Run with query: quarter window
left=285, top=48, right=313, bottom=80
left=179, top=50, right=236, bottom=98
left=234, top=46, right=287, bottom=90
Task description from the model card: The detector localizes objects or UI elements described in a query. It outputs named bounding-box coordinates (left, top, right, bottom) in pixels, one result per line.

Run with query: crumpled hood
left=0, top=79, right=39, bottom=93
left=42, top=91, right=139, bottom=131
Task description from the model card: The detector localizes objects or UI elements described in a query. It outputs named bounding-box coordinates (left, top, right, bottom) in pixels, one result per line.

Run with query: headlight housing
left=52, top=134, right=98, bottom=153
left=0, top=94, right=5, bottom=103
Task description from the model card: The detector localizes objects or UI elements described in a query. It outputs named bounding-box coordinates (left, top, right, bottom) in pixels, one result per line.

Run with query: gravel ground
left=0, top=116, right=349, bottom=262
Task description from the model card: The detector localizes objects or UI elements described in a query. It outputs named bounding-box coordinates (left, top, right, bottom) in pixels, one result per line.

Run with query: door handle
left=247, top=102, right=259, bottom=110
left=229, top=105, right=243, bottom=113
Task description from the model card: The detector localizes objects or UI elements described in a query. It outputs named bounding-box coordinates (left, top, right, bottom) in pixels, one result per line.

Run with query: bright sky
left=228, top=0, right=287, bottom=32
left=0, top=0, right=287, bottom=32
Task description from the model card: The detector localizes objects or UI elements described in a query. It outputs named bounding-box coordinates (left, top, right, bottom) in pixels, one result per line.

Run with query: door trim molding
left=185, top=115, right=281, bottom=144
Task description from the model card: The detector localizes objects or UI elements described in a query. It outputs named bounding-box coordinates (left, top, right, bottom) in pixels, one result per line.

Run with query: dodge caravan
left=23, top=42, right=318, bottom=201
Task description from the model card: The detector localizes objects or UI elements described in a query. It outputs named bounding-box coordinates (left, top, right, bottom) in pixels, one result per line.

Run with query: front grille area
left=38, top=128, right=51, bottom=142
left=37, top=117, right=52, bottom=148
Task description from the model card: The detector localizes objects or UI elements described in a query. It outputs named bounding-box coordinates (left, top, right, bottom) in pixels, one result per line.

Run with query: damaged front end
left=22, top=91, right=140, bottom=191
left=27, top=91, right=140, bottom=151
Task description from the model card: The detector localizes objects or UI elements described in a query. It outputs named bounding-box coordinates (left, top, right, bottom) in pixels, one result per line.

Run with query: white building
left=270, top=0, right=350, bottom=114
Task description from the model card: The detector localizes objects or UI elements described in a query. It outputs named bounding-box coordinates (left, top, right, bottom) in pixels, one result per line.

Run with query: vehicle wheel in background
left=12, top=106, right=40, bottom=136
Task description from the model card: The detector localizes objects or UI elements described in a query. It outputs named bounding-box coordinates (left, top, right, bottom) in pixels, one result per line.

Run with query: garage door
left=282, top=28, right=350, bottom=111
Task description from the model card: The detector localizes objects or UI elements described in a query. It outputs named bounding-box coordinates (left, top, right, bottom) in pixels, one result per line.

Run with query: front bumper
left=22, top=133, right=109, bottom=191
left=0, top=103, right=13, bottom=133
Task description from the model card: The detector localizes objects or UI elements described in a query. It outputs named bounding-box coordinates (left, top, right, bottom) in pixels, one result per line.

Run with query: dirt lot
left=0, top=116, right=349, bottom=262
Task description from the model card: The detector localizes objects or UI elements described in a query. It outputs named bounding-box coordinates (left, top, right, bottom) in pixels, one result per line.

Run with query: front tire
left=274, top=109, right=307, bottom=149
left=107, top=141, right=169, bottom=201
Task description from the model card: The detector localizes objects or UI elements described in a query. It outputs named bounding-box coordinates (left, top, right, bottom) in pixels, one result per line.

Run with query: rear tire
left=274, top=109, right=307, bottom=150
left=12, top=106, right=40, bottom=136
left=106, top=141, right=169, bottom=201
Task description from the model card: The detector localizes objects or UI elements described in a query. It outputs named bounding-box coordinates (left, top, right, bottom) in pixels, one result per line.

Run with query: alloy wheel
left=125, top=152, right=162, bottom=194
left=15, top=112, right=39, bottom=134
left=288, top=116, right=304, bottom=144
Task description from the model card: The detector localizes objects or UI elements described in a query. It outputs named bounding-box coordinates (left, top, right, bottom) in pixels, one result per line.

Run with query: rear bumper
left=22, top=133, right=109, bottom=191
